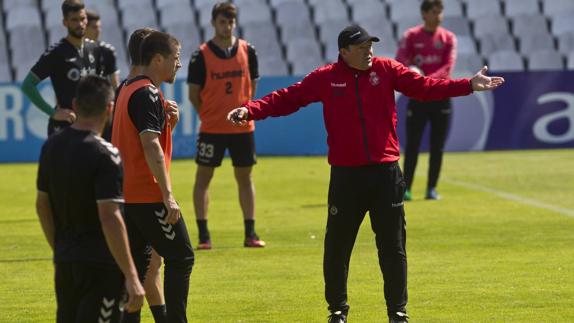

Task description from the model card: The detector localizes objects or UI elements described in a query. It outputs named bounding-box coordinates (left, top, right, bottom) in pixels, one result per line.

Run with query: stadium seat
left=466, top=0, right=502, bottom=19
left=551, top=13, right=574, bottom=36
left=442, top=16, right=471, bottom=36
left=235, top=0, right=267, bottom=6
left=458, top=36, right=478, bottom=55
left=395, top=16, right=421, bottom=40
left=567, top=51, right=574, bottom=69
left=291, top=55, right=324, bottom=75
left=442, top=0, right=463, bottom=18
left=41, top=0, right=63, bottom=12
left=253, top=37, right=284, bottom=58
left=473, top=15, right=509, bottom=38
left=361, top=17, right=394, bottom=43
left=2, top=0, right=36, bottom=12
left=285, top=38, right=322, bottom=62
left=159, top=3, right=195, bottom=26
left=6, top=7, right=42, bottom=31
left=557, top=32, right=574, bottom=55
left=241, top=21, right=281, bottom=56
left=280, top=21, right=316, bottom=43
left=542, top=0, right=574, bottom=17
left=164, top=22, right=201, bottom=61
left=311, top=0, right=349, bottom=25
left=117, top=0, right=153, bottom=10
left=318, top=18, right=351, bottom=46
left=274, top=1, right=312, bottom=28
left=325, top=42, right=340, bottom=62
left=527, top=49, right=564, bottom=71
left=455, top=53, right=485, bottom=73
left=47, top=25, right=67, bottom=45
left=518, top=33, right=556, bottom=54
left=511, top=15, right=549, bottom=38
left=237, top=2, right=272, bottom=25
left=156, top=0, right=189, bottom=9
left=372, top=38, right=398, bottom=58
left=9, top=25, right=46, bottom=79
left=269, top=0, right=304, bottom=7
left=195, top=0, right=221, bottom=28
left=44, top=7, right=64, bottom=29
left=478, top=33, right=516, bottom=55
left=389, top=0, right=422, bottom=21
left=487, top=50, right=525, bottom=71
left=121, top=7, right=158, bottom=33
left=84, top=2, right=120, bottom=25
left=503, top=0, right=540, bottom=18
left=259, top=56, right=289, bottom=76
left=0, top=64, right=11, bottom=82
left=350, top=0, right=386, bottom=22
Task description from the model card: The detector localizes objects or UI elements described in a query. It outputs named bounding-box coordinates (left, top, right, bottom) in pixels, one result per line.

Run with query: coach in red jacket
left=228, top=25, right=504, bottom=323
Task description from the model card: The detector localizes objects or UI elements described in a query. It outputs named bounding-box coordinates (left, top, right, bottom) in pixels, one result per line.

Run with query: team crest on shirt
left=369, top=72, right=380, bottom=86
left=88, top=53, right=95, bottom=63
left=434, top=40, right=444, bottom=49
left=67, top=68, right=81, bottom=81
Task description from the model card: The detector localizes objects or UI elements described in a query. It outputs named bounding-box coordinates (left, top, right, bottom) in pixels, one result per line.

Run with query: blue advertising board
left=1, top=71, right=573, bottom=163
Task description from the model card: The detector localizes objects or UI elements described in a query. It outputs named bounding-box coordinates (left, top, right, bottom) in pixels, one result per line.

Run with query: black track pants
left=122, top=203, right=194, bottom=323
left=324, top=162, right=407, bottom=317
left=55, top=262, right=125, bottom=323
left=403, top=99, right=452, bottom=190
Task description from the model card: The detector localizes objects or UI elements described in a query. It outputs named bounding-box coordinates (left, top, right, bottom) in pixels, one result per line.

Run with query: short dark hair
left=86, top=10, right=100, bottom=24
left=62, top=0, right=85, bottom=18
left=421, top=0, right=443, bottom=12
left=211, top=1, right=237, bottom=21
left=75, top=76, right=114, bottom=118
left=140, top=31, right=179, bottom=66
left=128, top=28, right=155, bottom=66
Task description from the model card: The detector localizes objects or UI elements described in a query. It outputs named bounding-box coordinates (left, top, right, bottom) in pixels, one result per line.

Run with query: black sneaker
left=389, top=311, right=409, bottom=323
left=328, top=311, right=347, bottom=323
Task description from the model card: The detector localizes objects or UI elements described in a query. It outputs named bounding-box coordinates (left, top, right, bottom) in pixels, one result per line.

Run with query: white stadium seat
left=504, top=0, right=540, bottom=18
left=478, top=33, right=516, bottom=55
left=542, top=0, right=574, bottom=17
left=527, top=49, right=564, bottom=71
left=511, top=15, right=549, bottom=38
left=389, top=0, right=422, bottom=21
left=350, top=0, right=386, bottom=22
left=487, top=50, right=525, bottom=71
left=466, top=0, right=502, bottom=19
left=557, top=32, right=574, bottom=55
left=473, top=15, right=509, bottom=38
left=518, top=33, right=555, bottom=54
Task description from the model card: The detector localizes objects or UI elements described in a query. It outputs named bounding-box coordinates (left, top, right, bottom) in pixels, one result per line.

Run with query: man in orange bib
left=187, top=2, right=263, bottom=250
left=112, top=31, right=194, bottom=323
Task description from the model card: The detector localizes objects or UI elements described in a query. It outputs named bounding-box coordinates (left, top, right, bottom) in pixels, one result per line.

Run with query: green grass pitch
left=0, top=150, right=573, bottom=322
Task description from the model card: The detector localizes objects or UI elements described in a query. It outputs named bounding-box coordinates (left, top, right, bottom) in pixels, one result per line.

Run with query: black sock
left=196, top=219, right=210, bottom=242
left=244, top=219, right=256, bottom=238
left=149, top=304, right=167, bottom=323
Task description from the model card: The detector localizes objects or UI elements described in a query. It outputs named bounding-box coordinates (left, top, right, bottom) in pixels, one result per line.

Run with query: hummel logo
left=350, top=31, right=361, bottom=38
left=330, top=82, right=347, bottom=87
left=65, top=57, right=77, bottom=62
left=155, top=209, right=175, bottom=240
left=391, top=202, right=404, bottom=208
left=98, top=297, right=115, bottom=323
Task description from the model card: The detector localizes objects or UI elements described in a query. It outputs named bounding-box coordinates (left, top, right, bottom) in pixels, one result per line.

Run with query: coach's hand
left=471, top=66, right=505, bottom=91
left=166, top=100, right=179, bottom=126
left=164, top=194, right=181, bottom=224
left=227, top=107, right=249, bottom=126
left=124, top=276, right=145, bottom=313
left=52, top=108, right=76, bottom=123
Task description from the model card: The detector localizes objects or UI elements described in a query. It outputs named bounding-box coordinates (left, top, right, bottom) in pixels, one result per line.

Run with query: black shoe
left=328, top=311, right=347, bottom=323
left=389, top=311, right=409, bottom=323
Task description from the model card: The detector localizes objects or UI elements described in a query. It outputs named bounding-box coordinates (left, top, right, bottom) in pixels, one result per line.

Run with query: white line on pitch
left=444, top=179, right=574, bottom=218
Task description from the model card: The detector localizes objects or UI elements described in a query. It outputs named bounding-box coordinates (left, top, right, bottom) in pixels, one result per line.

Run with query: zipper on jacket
left=354, top=73, right=371, bottom=163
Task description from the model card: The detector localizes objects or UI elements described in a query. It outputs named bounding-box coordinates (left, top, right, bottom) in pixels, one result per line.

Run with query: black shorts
left=55, top=262, right=125, bottom=323
left=195, top=132, right=256, bottom=167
